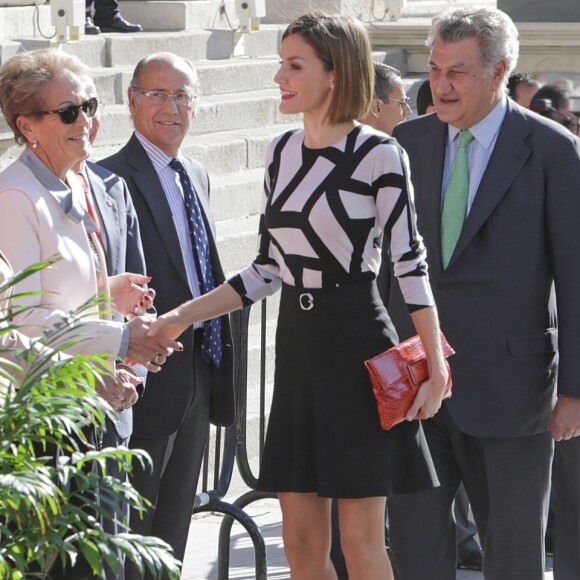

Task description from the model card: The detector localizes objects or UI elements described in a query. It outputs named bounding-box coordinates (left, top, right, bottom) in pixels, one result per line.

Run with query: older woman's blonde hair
left=0, top=49, right=89, bottom=145
left=282, top=12, right=374, bottom=125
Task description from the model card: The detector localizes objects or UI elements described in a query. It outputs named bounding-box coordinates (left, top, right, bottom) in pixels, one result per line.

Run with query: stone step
left=88, top=122, right=300, bottom=179
left=215, top=213, right=259, bottom=277
left=400, top=0, right=495, bottom=18
left=117, top=0, right=236, bottom=32
left=0, top=0, right=273, bottom=42
left=77, top=87, right=298, bottom=152
left=210, top=168, right=263, bottom=222
left=2, top=24, right=284, bottom=68
left=88, top=48, right=406, bottom=104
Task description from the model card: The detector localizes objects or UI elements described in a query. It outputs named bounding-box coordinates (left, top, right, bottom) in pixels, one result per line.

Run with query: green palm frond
left=0, top=260, right=180, bottom=578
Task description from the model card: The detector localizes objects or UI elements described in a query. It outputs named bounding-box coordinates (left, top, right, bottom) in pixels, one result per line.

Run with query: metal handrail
left=216, top=300, right=276, bottom=578
left=192, top=305, right=270, bottom=579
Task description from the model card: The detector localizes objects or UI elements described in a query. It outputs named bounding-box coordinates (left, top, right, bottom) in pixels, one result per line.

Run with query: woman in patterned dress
left=150, top=12, right=449, bottom=580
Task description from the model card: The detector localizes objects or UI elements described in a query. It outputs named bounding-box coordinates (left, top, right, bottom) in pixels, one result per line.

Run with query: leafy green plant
left=0, top=260, right=181, bottom=579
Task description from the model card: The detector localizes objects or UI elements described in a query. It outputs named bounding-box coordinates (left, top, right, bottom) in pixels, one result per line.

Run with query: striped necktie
left=169, top=157, right=222, bottom=367
left=441, top=129, right=474, bottom=269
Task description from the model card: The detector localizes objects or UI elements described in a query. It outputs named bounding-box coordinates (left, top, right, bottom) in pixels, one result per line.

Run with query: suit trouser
left=388, top=405, right=553, bottom=580
left=553, top=437, right=580, bottom=580
left=125, top=349, right=211, bottom=580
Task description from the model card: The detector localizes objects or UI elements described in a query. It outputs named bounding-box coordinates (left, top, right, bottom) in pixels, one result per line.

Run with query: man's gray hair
left=426, top=7, right=519, bottom=84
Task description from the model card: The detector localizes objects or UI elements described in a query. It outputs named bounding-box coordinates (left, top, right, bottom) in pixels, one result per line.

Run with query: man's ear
left=128, top=87, right=139, bottom=117
left=493, top=60, right=508, bottom=90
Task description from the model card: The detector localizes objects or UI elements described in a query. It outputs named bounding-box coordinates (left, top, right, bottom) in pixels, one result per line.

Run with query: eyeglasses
left=133, top=88, right=196, bottom=108
left=34, top=98, right=99, bottom=125
left=379, top=96, right=410, bottom=109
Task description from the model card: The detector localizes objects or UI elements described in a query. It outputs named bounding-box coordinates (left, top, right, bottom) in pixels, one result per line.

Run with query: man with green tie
left=385, top=7, right=580, bottom=579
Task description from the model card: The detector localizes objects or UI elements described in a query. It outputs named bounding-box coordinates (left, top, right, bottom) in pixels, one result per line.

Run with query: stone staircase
left=1, top=0, right=576, bottom=453
left=0, top=0, right=428, bottom=405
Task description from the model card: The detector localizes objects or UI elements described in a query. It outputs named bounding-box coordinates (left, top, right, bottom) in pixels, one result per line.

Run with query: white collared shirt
left=134, top=131, right=202, bottom=301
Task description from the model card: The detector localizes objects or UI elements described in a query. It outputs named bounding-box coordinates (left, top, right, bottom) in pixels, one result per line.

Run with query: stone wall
left=498, top=0, right=580, bottom=22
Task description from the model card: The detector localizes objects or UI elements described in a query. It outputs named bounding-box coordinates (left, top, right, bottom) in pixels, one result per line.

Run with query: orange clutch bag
left=365, top=333, right=455, bottom=430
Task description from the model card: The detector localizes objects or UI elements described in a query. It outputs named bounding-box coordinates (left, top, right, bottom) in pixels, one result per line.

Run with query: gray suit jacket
left=389, top=100, right=580, bottom=438
left=86, top=161, right=148, bottom=440
left=98, top=134, right=234, bottom=437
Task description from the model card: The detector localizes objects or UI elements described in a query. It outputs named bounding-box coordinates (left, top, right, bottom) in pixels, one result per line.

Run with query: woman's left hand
left=109, top=273, right=155, bottom=317
left=405, top=366, right=449, bottom=422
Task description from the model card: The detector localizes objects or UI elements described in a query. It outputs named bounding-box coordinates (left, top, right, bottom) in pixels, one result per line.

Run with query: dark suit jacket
left=98, top=134, right=234, bottom=437
left=389, top=100, right=580, bottom=439
left=86, top=161, right=148, bottom=440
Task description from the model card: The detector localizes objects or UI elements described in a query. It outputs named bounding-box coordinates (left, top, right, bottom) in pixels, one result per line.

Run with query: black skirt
left=257, top=281, right=439, bottom=498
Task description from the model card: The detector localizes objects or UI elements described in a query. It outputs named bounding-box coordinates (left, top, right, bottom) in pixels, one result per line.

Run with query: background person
left=148, top=13, right=449, bottom=580
left=532, top=79, right=580, bottom=580
left=531, top=82, right=579, bottom=135
left=359, top=62, right=411, bottom=135
left=72, top=76, right=151, bottom=580
left=0, top=48, right=175, bottom=377
left=415, top=78, right=436, bottom=116
left=385, top=8, right=580, bottom=580
left=98, top=52, right=235, bottom=577
left=85, top=0, right=142, bottom=34
left=507, top=72, right=543, bottom=108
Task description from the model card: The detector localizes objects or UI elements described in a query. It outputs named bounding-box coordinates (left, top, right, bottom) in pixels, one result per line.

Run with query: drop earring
left=31, top=139, right=38, bottom=149
left=330, top=82, right=335, bottom=91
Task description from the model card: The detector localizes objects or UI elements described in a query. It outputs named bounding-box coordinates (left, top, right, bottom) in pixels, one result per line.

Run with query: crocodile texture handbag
left=365, top=333, right=455, bottom=430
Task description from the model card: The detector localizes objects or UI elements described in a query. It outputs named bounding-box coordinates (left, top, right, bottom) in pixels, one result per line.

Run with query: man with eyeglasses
left=99, top=52, right=234, bottom=578
left=360, top=63, right=412, bottom=136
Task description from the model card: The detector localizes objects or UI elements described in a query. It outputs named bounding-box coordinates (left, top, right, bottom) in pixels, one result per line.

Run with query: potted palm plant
left=0, top=260, right=181, bottom=579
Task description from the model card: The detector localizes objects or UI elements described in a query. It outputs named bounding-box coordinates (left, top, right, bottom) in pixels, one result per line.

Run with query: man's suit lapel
left=451, top=102, right=532, bottom=266
left=126, top=135, right=190, bottom=287
left=86, top=163, right=120, bottom=274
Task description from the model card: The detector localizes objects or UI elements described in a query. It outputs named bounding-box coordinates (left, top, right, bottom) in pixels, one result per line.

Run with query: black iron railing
left=192, top=301, right=275, bottom=579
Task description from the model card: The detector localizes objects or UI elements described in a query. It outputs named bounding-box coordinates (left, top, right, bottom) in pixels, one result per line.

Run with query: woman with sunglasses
left=0, top=47, right=182, bottom=578
left=0, top=48, right=179, bottom=369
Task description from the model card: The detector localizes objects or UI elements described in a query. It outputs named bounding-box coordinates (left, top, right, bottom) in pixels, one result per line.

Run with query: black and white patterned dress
left=229, top=124, right=439, bottom=497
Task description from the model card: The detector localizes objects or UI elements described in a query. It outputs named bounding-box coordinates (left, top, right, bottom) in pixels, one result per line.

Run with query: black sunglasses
left=33, top=98, right=99, bottom=125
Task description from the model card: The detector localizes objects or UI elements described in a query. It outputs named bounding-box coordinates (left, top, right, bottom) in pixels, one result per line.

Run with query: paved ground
left=182, top=497, right=554, bottom=579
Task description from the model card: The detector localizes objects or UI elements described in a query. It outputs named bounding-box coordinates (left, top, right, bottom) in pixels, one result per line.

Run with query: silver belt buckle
left=299, top=293, right=314, bottom=311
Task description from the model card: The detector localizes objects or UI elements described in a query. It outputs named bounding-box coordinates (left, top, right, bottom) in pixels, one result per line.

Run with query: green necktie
left=441, top=129, right=474, bottom=269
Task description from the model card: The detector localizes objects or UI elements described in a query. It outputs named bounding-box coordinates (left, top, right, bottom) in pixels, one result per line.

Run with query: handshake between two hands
left=101, top=272, right=184, bottom=411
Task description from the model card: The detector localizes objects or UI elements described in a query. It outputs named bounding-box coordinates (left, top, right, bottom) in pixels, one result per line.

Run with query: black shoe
left=85, top=16, right=101, bottom=35
left=96, top=15, right=142, bottom=33
left=457, top=550, right=483, bottom=571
